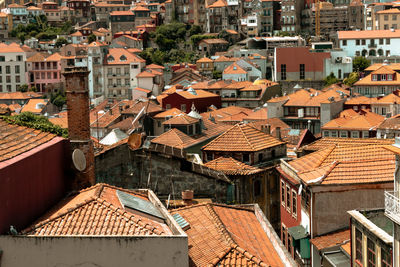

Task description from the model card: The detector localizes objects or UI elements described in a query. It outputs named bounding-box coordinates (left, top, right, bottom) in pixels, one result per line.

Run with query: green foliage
left=1, top=112, right=68, bottom=138
left=154, top=22, right=187, bottom=51
left=140, top=47, right=198, bottom=65
left=88, top=34, right=96, bottom=44
left=212, top=70, right=222, bottom=80
left=189, top=25, right=202, bottom=36
left=343, top=72, right=359, bottom=86
left=324, top=72, right=340, bottom=86
left=190, top=34, right=216, bottom=47
left=55, top=37, right=68, bottom=48
left=18, top=84, right=29, bottom=92
left=353, top=57, right=370, bottom=72
left=10, top=15, right=74, bottom=42
left=30, top=86, right=38, bottom=92
left=50, top=91, right=66, bottom=108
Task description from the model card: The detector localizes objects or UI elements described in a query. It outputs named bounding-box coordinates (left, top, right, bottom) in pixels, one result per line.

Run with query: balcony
left=368, top=43, right=377, bottom=48
left=385, top=191, right=400, bottom=225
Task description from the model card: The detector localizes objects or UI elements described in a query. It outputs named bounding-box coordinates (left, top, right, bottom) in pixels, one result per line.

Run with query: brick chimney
left=63, top=67, right=95, bottom=191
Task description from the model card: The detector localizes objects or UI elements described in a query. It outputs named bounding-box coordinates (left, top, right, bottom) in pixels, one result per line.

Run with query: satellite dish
left=128, top=133, right=142, bottom=150
left=72, top=149, right=86, bottom=171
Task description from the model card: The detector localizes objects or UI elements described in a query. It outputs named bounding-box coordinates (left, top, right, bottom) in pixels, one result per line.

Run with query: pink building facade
left=26, top=52, right=63, bottom=93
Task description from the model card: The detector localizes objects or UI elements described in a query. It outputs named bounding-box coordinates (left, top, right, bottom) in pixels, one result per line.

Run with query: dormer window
left=120, top=55, right=127, bottom=61
left=382, top=74, right=386, bottom=81
left=372, top=74, right=377, bottom=81
left=388, top=74, right=393, bottom=81
left=107, top=56, right=114, bottom=62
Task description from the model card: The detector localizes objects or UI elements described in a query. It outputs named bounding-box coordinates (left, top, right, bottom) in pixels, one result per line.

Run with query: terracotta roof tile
left=105, top=48, right=145, bottom=65
left=0, top=119, right=58, bottom=162
left=207, top=0, right=228, bottom=8
left=223, top=62, right=247, bottom=75
left=21, top=99, right=48, bottom=114
left=0, top=91, right=41, bottom=100
left=301, top=137, right=395, bottom=152
left=146, top=63, right=165, bottom=69
left=289, top=143, right=395, bottom=185
left=176, top=89, right=219, bottom=99
left=202, top=123, right=285, bottom=152
left=22, top=184, right=171, bottom=236
left=268, top=88, right=351, bottom=107
left=311, top=229, right=350, bottom=251
left=338, top=29, right=400, bottom=39
left=245, top=107, right=268, bottom=121
left=172, top=203, right=284, bottom=266
left=200, top=38, right=229, bottom=44
left=121, top=100, right=162, bottom=115
left=204, top=157, right=263, bottom=175
left=322, top=109, right=385, bottom=131
left=151, top=128, right=195, bottom=149
left=162, top=113, right=199, bottom=125
left=197, top=56, right=213, bottom=63
left=152, top=118, right=231, bottom=149
left=154, top=108, right=184, bottom=118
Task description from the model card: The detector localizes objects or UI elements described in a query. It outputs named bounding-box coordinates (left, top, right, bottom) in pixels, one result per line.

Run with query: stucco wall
left=312, top=184, right=392, bottom=237
left=0, top=235, right=188, bottom=267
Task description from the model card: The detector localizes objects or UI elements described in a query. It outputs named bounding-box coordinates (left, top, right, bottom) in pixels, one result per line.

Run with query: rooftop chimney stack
left=182, top=190, right=194, bottom=206
left=63, top=67, right=95, bottom=191
left=276, top=126, right=281, bottom=140
left=266, top=124, right=271, bottom=135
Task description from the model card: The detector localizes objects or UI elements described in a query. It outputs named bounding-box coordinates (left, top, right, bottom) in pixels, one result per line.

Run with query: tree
left=18, top=84, right=29, bottom=92
left=55, top=37, right=68, bottom=48
left=324, top=72, right=340, bottom=86
left=212, top=70, right=222, bottom=80
left=353, top=56, right=370, bottom=72
left=343, top=72, right=359, bottom=86
left=88, top=34, right=96, bottom=44
left=189, top=25, right=202, bottom=36
left=190, top=34, right=216, bottom=48
left=50, top=91, right=66, bottom=109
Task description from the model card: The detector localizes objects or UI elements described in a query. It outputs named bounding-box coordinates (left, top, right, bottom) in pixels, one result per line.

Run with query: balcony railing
left=385, top=191, right=400, bottom=225
left=368, top=43, right=377, bottom=48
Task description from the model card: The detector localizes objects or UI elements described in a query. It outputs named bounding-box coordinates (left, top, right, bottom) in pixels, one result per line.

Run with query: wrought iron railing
left=385, top=191, right=400, bottom=224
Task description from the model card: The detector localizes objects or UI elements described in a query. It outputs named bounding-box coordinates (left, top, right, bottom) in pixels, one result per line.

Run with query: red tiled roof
left=22, top=183, right=171, bottom=236
left=0, top=119, right=58, bottom=162
left=310, top=229, right=350, bottom=251
left=21, top=99, right=48, bottom=114
left=338, top=29, right=400, bottom=39
left=151, top=128, right=196, bottom=149
left=153, top=108, right=184, bottom=118
left=172, top=204, right=284, bottom=266
left=162, top=113, right=199, bottom=125
left=223, top=62, right=247, bottom=75
left=105, top=48, right=145, bottom=65
left=0, top=92, right=41, bottom=100
left=322, top=109, right=385, bottom=131
left=204, top=157, right=263, bottom=175
left=301, top=137, right=395, bottom=152
left=121, top=100, right=162, bottom=115
left=202, top=123, right=285, bottom=152
left=288, top=143, right=395, bottom=185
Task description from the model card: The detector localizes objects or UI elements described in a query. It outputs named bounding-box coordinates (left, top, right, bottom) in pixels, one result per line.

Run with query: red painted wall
left=279, top=172, right=302, bottom=230
left=162, top=93, right=222, bottom=113
left=0, top=137, right=69, bottom=234
left=276, top=47, right=331, bottom=73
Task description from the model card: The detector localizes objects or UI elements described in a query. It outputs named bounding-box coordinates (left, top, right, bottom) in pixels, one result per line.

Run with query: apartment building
left=280, top=0, right=303, bottom=33
left=26, top=52, right=62, bottom=93
left=260, top=0, right=281, bottom=35
left=0, top=43, right=30, bottom=92
left=338, top=29, right=400, bottom=57
left=104, top=48, right=146, bottom=99
left=206, top=0, right=241, bottom=33
left=375, top=8, right=400, bottom=30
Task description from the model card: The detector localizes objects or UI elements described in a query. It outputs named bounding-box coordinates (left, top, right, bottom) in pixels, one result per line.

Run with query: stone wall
left=95, top=144, right=230, bottom=203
